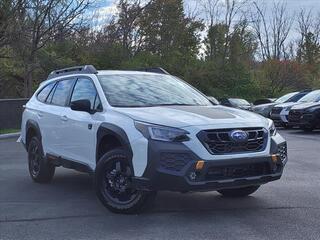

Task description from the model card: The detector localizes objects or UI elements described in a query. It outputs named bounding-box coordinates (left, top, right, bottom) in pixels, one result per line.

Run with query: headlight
left=268, top=121, right=277, bottom=136
left=134, top=121, right=190, bottom=142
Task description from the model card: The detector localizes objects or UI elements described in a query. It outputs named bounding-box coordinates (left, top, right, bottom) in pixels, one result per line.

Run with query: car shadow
left=46, top=170, right=273, bottom=215
left=285, top=130, right=320, bottom=135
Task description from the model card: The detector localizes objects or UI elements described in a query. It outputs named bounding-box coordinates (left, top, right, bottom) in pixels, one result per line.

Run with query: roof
left=47, top=65, right=169, bottom=79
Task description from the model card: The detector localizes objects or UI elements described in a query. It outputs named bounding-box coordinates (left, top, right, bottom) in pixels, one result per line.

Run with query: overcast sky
left=95, top=0, right=320, bottom=16
left=93, top=0, right=320, bottom=36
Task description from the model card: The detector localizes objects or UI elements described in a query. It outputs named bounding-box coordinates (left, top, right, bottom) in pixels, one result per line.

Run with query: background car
left=219, top=98, right=252, bottom=110
left=288, top=91, right=320, bottom=131
left=270, top=89, right=313, bottom=128
left=252, top=91, right=301, bottom=117
left=253, top=98, right=276, bottom=106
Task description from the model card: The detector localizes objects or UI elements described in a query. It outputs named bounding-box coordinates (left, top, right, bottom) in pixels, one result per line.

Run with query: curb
left=0, top=132, right=21, bottom=140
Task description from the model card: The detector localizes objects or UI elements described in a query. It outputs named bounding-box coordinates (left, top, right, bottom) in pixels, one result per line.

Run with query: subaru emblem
left=230, top=130, right=248, bottom=143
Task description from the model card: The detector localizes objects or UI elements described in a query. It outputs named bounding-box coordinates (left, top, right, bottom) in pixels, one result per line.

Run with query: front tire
left=95, top=148, right=156, bottom=214
left=28, top=136, right=55, bottom=183
left=217, top=185, right=260, bottom=198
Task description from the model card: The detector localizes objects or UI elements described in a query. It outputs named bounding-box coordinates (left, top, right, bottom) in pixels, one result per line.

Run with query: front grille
left=289, top=110, right=302, bottom=122
left=278, top=143, right=287, bottom=163
left=272, top=107, right=282, bottom=114
left=205, top=162, right=271, bottom=181
left=197, top=128, right=268, bottom=155
left=160, top=153, right=190, bottom=172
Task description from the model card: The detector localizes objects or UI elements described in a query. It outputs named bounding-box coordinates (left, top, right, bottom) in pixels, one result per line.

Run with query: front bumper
left=133, top=136, right=287, bottom=192
left=289, top=111, right=319, bottom=128
left=298, top=113, right=319, bottom=127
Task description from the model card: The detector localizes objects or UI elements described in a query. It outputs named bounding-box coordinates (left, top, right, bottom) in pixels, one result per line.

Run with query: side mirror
left=70, top=99, right=92, bottom=113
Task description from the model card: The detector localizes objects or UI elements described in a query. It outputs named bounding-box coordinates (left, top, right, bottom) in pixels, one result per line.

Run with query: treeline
left=0, top=0, right=320, bottom=100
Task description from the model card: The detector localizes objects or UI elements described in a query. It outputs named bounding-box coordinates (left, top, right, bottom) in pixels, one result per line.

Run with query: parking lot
left=0, top=130, right=320, bottom=240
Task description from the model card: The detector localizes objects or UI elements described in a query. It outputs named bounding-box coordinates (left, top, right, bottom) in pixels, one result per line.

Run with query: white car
left=20, top=65, right=287, bottom=214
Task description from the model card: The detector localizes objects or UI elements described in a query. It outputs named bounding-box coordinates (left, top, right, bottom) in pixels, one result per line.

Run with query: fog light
left=271, top=154, right=278, bottom=163
left=189, top=172, right=197, bottom=181
left=196, top=160, right=204, bottom=170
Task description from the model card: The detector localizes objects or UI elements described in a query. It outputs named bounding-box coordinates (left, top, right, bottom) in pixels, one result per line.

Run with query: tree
left=204, top=23, right=228, bottom=63
left=297, top=32, right=320, bottom=65
left=0, top=0, right=25, bottom=52
left=229, top=20, right=257, bottom=65
left=296, top=9, right=320, bottom=65
left=251, top=1, right=293, bottom=60
left=116, top=0, right=151, bottom=57
left=14, top=0, right=91, bottom=97
left=140, top=0, right=203, bottom=59
left=257, top=60, right=308, bottom=96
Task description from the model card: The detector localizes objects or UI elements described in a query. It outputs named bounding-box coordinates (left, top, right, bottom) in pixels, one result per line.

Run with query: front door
left=61, top=77, right=103, bottom=168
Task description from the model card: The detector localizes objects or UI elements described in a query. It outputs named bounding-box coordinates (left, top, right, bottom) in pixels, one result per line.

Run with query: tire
left=28, top=136, right=55, bottom=183
left=95, top=148, right=156, bottom=214
left=217, top=185, right=260, bottom=198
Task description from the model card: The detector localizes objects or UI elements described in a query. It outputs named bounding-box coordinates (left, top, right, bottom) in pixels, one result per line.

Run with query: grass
left=0, top=129, right=20, bottom=134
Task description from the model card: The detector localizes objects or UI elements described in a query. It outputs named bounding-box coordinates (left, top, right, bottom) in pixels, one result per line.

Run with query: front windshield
left=275, top=92, right=298, bottom=103
left=98, top=74, right=211, bottom=107
left=298, top=90, right=320, bottom=103
left=229, top=98, right=250, bottom=106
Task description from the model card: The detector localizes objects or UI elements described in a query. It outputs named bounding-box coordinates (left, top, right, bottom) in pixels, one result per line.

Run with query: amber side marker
left=196, top=160, right=205, bottom=170
left=271, top=154, right=278, bottom=163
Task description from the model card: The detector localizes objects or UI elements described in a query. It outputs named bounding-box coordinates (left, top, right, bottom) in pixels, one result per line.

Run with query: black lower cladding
left=133, top=136, right=287, bottom=192
left=289, top=110, right=320, bottom=128
left=300, top=113, right=320, bottom=127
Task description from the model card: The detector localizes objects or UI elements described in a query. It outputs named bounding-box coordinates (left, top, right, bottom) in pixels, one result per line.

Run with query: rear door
left=30, top=81, right=56, bottom=154
left=60, top=77, right=103, bottom=167
left=44, top=78, right=76, bottom=157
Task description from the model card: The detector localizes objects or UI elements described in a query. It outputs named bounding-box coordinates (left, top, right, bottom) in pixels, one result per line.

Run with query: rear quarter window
left=37, top=82, right=55, bottom=102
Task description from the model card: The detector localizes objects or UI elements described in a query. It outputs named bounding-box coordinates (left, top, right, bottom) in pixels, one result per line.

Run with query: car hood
left=113, top=105, right=268, bottom=128
left=274, top=102, right=299, bottom=108
left=291, top=102, right=320, bottom=110
left=253, top=102, right=277, bottom=110
left=238, top=105, right=252, bottom=110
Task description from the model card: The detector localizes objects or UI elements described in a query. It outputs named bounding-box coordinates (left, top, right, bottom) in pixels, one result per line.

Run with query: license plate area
left=205, top=163, right=271, bottom=181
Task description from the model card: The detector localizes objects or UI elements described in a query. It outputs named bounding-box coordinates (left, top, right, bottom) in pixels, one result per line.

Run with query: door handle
left=60, top=115, right=68, bottom=122
left=37, top=113, right=43, bottom=118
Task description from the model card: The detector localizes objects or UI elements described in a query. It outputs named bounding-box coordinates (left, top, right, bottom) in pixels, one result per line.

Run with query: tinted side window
left=220, top=99, right=229, bottom=105
left=37, top=82, right=55, bottom=102
left=71, top=78, right=101, bottom=111
left=51, top=79, right=74, bottom=106
left=46, top=83, right=56, bottom=103
left=94, top=95, right=102, bottom=111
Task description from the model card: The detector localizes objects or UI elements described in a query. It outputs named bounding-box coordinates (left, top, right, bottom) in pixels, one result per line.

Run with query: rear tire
left=28, top=136, right=55, bottom=183
left=217, top=185, right=260, bottom=198
left=95, top=148, right=156, bottom=214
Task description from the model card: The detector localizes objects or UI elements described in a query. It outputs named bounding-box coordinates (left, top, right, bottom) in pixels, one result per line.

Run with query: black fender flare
left=96, top=123, right=133, bottom=168
left=25, top=120, right=42, bottom=148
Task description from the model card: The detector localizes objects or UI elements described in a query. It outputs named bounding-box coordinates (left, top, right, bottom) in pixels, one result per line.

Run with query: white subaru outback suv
left=20, top=65, right=287, bottom=214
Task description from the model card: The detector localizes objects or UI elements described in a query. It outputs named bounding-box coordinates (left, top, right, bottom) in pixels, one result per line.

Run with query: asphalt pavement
left=1, top=130, right=320, bottom=240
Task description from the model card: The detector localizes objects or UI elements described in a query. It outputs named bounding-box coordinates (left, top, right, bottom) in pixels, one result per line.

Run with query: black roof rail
left=47, top=65, right=98, bottom=79
left=135, top=67, right=170, bottom=75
